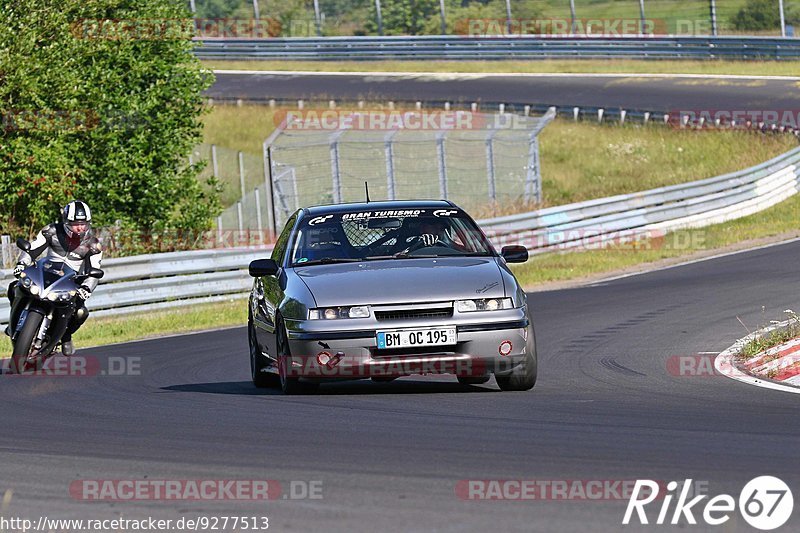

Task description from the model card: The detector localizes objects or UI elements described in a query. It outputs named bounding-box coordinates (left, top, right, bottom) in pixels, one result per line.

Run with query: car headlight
left=455, top=298, right=513, bottom=312
left=308, top=305, right=370, bottom=320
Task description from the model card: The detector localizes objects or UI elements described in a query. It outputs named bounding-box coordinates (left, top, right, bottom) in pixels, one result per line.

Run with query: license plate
left=376, top=327, right=456, bottom=349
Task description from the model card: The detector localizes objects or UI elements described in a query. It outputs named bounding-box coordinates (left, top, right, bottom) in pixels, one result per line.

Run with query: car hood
left=294, top=257, right=506, bottom=307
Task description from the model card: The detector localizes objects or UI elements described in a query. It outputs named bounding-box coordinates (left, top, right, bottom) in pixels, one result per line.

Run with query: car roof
left=302, top=200, right=456, bottom=217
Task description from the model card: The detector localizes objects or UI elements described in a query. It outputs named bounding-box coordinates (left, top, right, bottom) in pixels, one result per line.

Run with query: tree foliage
left=0, top=0, right=217, bottom=236
left=730, top=0, right=797, bottom=31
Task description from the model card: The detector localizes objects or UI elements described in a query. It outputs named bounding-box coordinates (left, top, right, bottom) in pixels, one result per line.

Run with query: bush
left=730, top=0, right=782, bottom=31
left=0, top=0, right=218, bottom=237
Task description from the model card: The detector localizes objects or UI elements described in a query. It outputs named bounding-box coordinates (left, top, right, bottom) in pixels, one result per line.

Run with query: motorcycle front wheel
left=10, top=311, right=44, bottom=374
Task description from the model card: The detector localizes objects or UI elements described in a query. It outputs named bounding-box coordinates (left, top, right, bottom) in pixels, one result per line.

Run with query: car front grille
left=374, top=307, right=453, bottom=322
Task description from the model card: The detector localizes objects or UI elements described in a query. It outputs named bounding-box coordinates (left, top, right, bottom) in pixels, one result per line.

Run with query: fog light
left=317, top=352, right=331, bottom=365
left=499, top=340, right=513, bottom=356
left=324, top=308, right=338, bottom=320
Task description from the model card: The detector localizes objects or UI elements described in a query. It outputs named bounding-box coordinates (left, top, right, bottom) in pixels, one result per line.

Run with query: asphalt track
left=207, top=71, right=800, bottom=112
left=2, top=239, right=800, bottom=532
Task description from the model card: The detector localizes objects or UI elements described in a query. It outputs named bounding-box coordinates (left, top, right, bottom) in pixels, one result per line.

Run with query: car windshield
left=289, top=208, right=495, bottom=266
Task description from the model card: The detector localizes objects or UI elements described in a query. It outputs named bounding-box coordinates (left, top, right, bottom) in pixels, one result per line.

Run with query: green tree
left=0, top=0, right=217, bottom=236
left=366, top=0, right=441, bottom=35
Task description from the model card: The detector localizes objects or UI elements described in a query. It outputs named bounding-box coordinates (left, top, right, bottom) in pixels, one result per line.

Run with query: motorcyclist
left=5, top=200, right=103, bottom=356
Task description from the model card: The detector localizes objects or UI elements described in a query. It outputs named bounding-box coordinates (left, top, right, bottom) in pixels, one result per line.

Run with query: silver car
left=247, top=200, right=536, bottom=394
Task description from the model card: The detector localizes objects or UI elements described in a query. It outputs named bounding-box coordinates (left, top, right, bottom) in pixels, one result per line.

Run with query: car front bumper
left=281, top=314, right=532, bottom=380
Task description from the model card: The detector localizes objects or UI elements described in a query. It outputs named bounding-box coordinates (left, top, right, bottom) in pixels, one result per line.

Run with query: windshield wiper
left=293, top=257, right=362, bottom=266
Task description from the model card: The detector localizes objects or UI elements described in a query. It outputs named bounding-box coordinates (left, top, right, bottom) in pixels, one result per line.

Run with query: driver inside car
left=396, top=217, right=462, bottom=254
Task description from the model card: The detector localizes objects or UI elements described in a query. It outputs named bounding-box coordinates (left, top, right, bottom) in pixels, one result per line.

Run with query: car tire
left=249, top=310, right=276, bottom=388
left=457, top=376, right=491, bottom=385
left=495, top=325, right=537, bottom=392
left=277, top=318, right=318, bottom=395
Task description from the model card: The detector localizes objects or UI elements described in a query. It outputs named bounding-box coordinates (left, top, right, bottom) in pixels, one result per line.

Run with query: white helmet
left=62, top=200, right=92, bottom=239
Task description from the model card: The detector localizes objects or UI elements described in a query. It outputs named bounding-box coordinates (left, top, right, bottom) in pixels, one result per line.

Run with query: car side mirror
left=87, top=268, right=104, bottom=279
left=501, top=245, right=528, bottom=264
left=249, top=258, right=279, bottom=277
left=16, top=237, right=30, bottom=252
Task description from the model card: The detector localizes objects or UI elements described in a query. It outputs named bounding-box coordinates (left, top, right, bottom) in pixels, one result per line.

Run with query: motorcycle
left=7, top=237, right=103, bottom=374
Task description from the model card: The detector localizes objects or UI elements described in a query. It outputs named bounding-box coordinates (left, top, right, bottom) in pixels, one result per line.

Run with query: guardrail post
left=252, top=0, right=260, bottom=20
left=620, top=110, right=627, bottom=125
left=486, top=130, right=498, bottom=201
left=385, top=131, right=397, bottom=200
left=505, top=0, right=513, bottom=34
left=573, top=107, right=580, bottom=121
left=216, top=217, right=222, bottom=247
left=237, top=201, right=244, bottom=235
left=438, top=0, right=447, bottom=35
left=436, top=131, right=448, bottom=199
left=598, top=109, right=604, bottom=123
left=644, top=112, right=650, bottom=125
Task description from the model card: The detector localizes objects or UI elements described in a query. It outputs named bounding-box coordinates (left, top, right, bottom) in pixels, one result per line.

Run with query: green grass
left=203, top=59, right=800, bottom=77
left=509, top=190, right=800, bottom=286
left=1, top=299, right=247, bottom=359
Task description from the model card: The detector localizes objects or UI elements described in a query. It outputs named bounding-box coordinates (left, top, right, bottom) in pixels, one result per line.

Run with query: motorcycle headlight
left=20, top=277, right=32, bottom=289
left=47, top=292, right=58, bottom=301
left=29, top=285, right=40, bottom=296
left=455, top=298, right=513, bottom=312
left=308, top=305, right=370, bottom=320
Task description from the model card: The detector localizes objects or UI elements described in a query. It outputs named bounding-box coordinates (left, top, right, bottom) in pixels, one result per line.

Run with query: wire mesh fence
left=208, top=109, right=554, bottom=234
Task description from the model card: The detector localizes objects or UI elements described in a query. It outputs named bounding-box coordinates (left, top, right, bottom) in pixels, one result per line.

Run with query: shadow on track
left=162, top=379, right=500, bottom=396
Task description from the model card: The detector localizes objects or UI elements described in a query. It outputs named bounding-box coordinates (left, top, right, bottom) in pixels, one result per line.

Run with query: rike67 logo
left=623, top=477, right=794, bottom=530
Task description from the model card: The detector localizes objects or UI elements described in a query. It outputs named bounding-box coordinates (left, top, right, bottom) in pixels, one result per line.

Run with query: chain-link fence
left=188, top=1, right=800, bottom=37
left=209, top=109, right=554, bottom=234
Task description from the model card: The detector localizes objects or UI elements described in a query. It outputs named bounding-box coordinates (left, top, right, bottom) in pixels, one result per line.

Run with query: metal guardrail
left=1, top=144, right=799, bottom=324
left=194, top=36, right=800, bottom=61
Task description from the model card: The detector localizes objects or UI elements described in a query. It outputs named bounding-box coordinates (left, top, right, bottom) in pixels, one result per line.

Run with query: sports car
left=247, top=200, right=536, bottom=394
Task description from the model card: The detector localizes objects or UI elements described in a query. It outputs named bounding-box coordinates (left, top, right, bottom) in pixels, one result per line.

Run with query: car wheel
left=276, top=318, right=318, bottom=395
left=496, top=325, right=537, bottom=392
left=457, top=376, right=491, bottom=385
left=249, top=310, right=276, bottom=388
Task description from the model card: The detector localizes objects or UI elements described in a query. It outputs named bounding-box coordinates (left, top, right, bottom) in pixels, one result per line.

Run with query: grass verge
left=203, top=59, right=800, bottom=77
left=1, top=299, right=247, bottom=358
